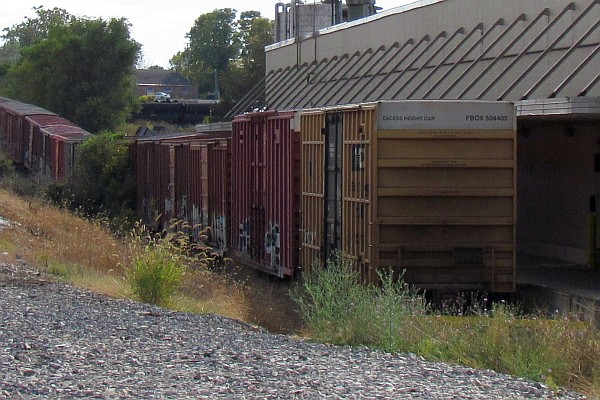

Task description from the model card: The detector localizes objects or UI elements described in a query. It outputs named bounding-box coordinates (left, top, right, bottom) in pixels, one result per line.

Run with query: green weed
left=291, top=254, right=600, bottom=397
left=124, top=221, right=218, bottom=306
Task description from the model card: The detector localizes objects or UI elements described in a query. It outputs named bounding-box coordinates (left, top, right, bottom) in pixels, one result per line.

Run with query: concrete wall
left=264, top=0, right=600, bottom=108
left=268, top=0, right=600, bottom=68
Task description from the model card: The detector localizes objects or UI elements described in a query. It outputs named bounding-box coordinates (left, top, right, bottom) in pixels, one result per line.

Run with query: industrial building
left=242, top=0, right=600, bottom=274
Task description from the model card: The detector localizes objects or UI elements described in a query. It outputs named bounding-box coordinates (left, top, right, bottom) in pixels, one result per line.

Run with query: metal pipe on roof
left=345, top=0, right=377, bottom=21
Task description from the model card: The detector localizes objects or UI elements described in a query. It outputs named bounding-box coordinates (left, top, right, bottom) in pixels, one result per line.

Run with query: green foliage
left=292, top=254, right=375, bottom=344
left=127, top=243, right=185, bottom=306
left=125, top=222, right=210, bottom=306
left=139, top=95, right=154, bottom=103
left=0, top=7, right=73, bottom=66
left=189, top=9, right=239, bottom=74
left=171, top=9, right=273, bottom=116
left=413, top=305, right=600, bottom=393
left=0, top=40, right=22, bottom=66
left=47, top=260, right=80, bottom=279
left=238, top=15, right=273, bottom=78
left=2, top=12, right=140, bottom=133
left=374, top=269, right=428, bottom=352
left=291, top=254, right=428, bottom=347
left=291, top=256, right=600, bottom=396
left=0, top=149, right=15, bottom=177
left=69, top=131, right=135, bottom=220
left=1, top=6, right=74, bottom=47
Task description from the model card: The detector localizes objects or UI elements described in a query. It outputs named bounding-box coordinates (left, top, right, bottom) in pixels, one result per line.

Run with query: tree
left=172, top=9, right=273, bottom=117
left=218, top=13, right=274, bottom=115
left=2, top=7, right=74, bottom=47
left=3, top=15, right=140, bottom=133
left=0, top=7, right=74, bottom=65
left=182, top=8, right=239, bottom=96
left=71, top=131, right=135, bottom=220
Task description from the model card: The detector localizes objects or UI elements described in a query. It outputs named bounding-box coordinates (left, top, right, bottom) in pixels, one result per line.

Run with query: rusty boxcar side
left=159, top=136, right=231, bottom=252
left=0, top=100, right=56, bottom=166
left=132, top=132, right=199, bottom=230
left=132, top=129, right=232, bottom=253
left=39, top=125, right=92, bottom=182
left=24, top=115, right=77, bottom=173
left=231, top=111, right=301, bottom=278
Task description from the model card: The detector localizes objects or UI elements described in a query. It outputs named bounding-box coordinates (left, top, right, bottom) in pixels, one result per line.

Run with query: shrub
left=125, top=223, right=191, bottom=306
left=70, top=131, right=135, bottom=221
left=125, top=221, right=221, bottom=306
left=291, top=254, right=600, bottom=396
left=291, top=254, right=374, bottom=344
left=291, top=254, right=428, bottom=347
left=139, top=95, right=154, bottom=103
left=373, top=269, right=428, bottom=352
left=127, top=243, right=185, bottom=306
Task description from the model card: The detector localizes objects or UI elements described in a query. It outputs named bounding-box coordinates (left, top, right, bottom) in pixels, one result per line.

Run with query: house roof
left=135, top=69, right=192, bottom=86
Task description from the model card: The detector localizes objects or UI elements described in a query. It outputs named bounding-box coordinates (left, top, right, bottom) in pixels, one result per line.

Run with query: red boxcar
left=133, top=138, right=163, bottom=230
left=24, top=115, right=77, bottom=173
left=132, top=132, right=199, bottom=230
left=40, top=125, right=91, bottom=182
left=133, top=128, right=231, bottom=253
left=160, top=135, right=231, bottom=252
left=0, top=99, right=55, bottom=165
left=231, top=111, right=301, bottom=278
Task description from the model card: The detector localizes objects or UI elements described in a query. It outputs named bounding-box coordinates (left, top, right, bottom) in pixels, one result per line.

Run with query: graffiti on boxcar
left=164, top=197, right=174, bottom=220
left=239, top=219, right=251, bottom=254
left=214, top=215, right=227, bottom=252
left=264, top=222, right=281, bottom=268
left=303, top=230, right=315, bottom=245
left=179, top=195, right=188, bottom=221
left=190, top=205, right=203, bottom=240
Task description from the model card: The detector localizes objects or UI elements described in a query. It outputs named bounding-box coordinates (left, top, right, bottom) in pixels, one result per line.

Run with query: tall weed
left=291, top=255, right=428, bottom=347
left=292, top=255, right=600, bottom=397
left=125, top=221, right=208, bottom=306
left=374, top=269, right=428, bottom=352
left=291, top=254, right=374, bottom=344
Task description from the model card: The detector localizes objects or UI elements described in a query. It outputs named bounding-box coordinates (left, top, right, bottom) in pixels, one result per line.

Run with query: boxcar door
left=323, top=112, right=343, bottom=263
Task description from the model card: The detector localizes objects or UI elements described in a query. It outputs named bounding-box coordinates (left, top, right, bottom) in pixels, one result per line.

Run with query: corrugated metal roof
left=40, top=125, right=91, bottom=140
left=0, top=100, right=55, bottom=116
left=25, top=115, right=76, bottom=127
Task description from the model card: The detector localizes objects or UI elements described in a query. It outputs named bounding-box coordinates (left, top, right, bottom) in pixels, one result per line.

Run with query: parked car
left=154, top=92, right=171, bottom=102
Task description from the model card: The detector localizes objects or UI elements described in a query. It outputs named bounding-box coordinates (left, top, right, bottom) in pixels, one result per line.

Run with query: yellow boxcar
left=300, top=101, right=516, bottom=292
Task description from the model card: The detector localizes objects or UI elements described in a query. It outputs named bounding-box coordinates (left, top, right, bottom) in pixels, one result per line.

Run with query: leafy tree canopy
left=1, top=10, right=140, bottom=133
left=170, top=9, right=273, bottom=117
left=0, top=7, right=74, bottom=65
left=2, top=7, right=74, bottom=47
left=71, top=131, right=135, bottom=220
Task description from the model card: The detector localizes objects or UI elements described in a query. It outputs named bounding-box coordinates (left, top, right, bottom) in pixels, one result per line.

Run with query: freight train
left=0, top=97, right=91, bottom=182
left=0, top=96, right=517, bottom=292
left=132, top=100, right=517, bottom=293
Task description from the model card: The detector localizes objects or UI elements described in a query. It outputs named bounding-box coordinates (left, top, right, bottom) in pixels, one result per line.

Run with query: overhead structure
left=261, top=0, right=600, bottom=111
left=274, top=0, right=377, bottom=43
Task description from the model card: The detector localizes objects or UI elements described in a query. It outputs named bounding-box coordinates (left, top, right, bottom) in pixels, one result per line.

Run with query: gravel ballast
left=0, top=263, right=587, bottom=399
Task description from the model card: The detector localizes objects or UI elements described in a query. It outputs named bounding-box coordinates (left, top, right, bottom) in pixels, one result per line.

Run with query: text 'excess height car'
left=154, top=92, right=171, bottom=102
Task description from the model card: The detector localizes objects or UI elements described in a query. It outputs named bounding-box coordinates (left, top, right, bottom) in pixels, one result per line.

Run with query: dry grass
left=233, top=268, right=304, bottom=334
left=0, top=189, right=128, bottom=280
left=0, top=187, right=304, bottom=333
left=0, top=187, right=132, bottom=300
